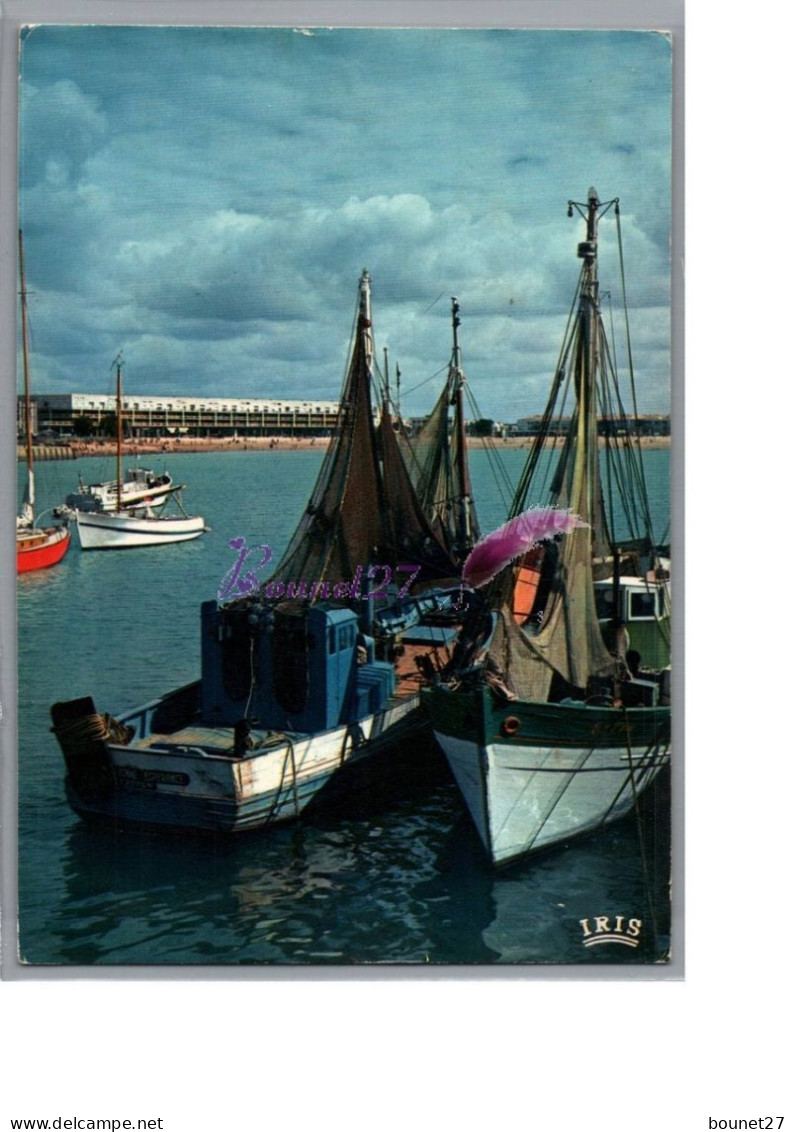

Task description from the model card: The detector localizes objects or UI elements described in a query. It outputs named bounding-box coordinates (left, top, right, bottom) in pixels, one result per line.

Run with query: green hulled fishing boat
left=421, top=188, right=671, bottom=867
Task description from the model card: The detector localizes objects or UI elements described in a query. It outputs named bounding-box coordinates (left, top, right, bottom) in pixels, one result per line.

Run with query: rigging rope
left=597, top=314, right=660, bottom=546
left=614, top=206, right=654, bottom=515
left=510, top=264, right=583, bottom=516
left=398, top=364, right=448, bottom=400
left=462, top=384, right=515, bottom=513
left=244, top=633, right=257, bottom=719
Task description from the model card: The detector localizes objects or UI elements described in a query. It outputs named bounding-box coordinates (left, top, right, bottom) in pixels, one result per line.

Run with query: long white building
left=27, top=392, right=340, bottom=437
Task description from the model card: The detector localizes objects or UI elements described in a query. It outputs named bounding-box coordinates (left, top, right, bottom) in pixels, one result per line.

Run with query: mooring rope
left=51, top=711, right=134, bottom=747
left=260, top=736, right=300, bottom=826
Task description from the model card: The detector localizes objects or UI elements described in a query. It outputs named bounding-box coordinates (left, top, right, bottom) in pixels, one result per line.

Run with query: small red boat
left=17, top=525, right=71, bottom=573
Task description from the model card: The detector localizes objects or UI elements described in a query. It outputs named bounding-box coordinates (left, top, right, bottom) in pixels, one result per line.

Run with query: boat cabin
left=594, top=577, right=668, bottom=622
left=594, top=576, right=670, bottom=670
left=200, top=599, right=395, bottom=735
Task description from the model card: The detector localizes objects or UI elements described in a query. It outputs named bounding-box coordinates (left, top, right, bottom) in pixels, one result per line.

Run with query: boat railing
left=116, top=680, right=201, bottom=739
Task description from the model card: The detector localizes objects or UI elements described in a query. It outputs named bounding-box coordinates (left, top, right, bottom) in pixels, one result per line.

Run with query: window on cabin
left=629, top=591, right=657, bottom=620
left=595, top=589, right=615, bottom=619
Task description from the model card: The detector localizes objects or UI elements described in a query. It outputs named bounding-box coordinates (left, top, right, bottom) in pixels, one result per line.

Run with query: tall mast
left=18, top=231, right=35, bottom=511
left=359, top=270, right=373, bottom=374
left=571, top=186, right=610, bottom=360
left=451, top=296, right=473, bottom=552
left=571, top=187, right=621, bottom=630
left=577, top=186, right=600, bottom=429
left=567, top=187, right=620, bottom=520
left=115, top=356, right=123, bottom=514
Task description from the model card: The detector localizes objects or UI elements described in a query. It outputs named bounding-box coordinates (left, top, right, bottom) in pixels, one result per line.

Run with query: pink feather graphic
left=462, top=507, right=589, bottom=589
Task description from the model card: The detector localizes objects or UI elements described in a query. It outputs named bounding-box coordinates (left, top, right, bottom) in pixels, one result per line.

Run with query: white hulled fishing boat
left=72, top=357, right=205, bottom=550
left=64, top=467, right=175, bottom=515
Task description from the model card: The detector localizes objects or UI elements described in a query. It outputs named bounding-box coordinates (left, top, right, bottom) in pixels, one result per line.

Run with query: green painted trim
left=420, top=686, right=485, bottom=745
left=422, top=685, right=670, bottom=750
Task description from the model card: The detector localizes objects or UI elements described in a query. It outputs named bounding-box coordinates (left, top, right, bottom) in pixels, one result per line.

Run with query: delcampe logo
left=579, top=915, right=642, bottom=949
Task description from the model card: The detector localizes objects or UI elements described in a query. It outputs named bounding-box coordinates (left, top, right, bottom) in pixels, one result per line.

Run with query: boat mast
left=18, top=230, right=35, bottom=520
left=359, top=270, right=374, bottom=374
left=568, top=185, right=620, bottom=474
left=577, top=187, right=600, bottom=521
left=451, top=296, right=473, bottom=553
left=115, top=356, right=123, bottom=514
left=571, top=187, right=622, bottom=633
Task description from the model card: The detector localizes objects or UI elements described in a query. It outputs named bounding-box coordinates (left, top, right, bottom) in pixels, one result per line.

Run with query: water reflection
left=47, top=771, right=668, bottom=967
left=17, top=449, right=671, bottom=968
left=55, top=787, right=492, bottom=965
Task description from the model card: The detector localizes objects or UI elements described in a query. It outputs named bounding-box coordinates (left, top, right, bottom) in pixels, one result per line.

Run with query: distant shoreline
left=19, top=433, right=671, bottom=461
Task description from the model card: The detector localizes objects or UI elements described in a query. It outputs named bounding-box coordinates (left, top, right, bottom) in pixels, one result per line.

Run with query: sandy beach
left=20, top=433, right=670, bottom=461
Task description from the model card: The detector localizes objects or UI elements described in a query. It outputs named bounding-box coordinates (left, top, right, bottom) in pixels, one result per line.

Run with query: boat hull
left=17, top=525, right=71, bottom=572
left=75, top=510, right=205, bottom=549
left=422, top=686, right=670, bottom=866
left=52, top=684, right=424, bottom=833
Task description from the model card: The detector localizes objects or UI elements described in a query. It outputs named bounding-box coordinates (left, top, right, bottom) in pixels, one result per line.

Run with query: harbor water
left=16, top=446, right=671, bottom=967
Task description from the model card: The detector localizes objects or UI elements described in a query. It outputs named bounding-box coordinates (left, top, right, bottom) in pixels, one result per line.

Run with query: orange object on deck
left=512, top=546, right=545, bottom=624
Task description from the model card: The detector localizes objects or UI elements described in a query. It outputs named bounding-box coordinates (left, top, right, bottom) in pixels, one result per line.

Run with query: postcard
left=11, top=23, right=675, bottom=971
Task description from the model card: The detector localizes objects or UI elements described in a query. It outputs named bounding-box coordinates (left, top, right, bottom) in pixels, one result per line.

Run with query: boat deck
left=135, top=725, right=289, bottom=757
left=392, top=631, right=457, bottom=697
left=127, top=627, right=457, bottom=755
left=17, top=530, right=55, bottom=549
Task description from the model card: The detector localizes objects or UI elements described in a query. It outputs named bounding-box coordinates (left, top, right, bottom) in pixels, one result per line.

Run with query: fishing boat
left=51, top=272, right=477, bottom=833
left=74, top=506, right=206, bottom=550
left=397, top=296, right=479, bottom=563
left=16, top=230, right=70, bottom=574
left=421, top=188, right=671, bottom=868
left=72, top=358, right=205, bottom=550
left=63, top=467, right=175, bottom=515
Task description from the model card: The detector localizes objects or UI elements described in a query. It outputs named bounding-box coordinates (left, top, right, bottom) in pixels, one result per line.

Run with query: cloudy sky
left=18, top=25, right=671, bottom=420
